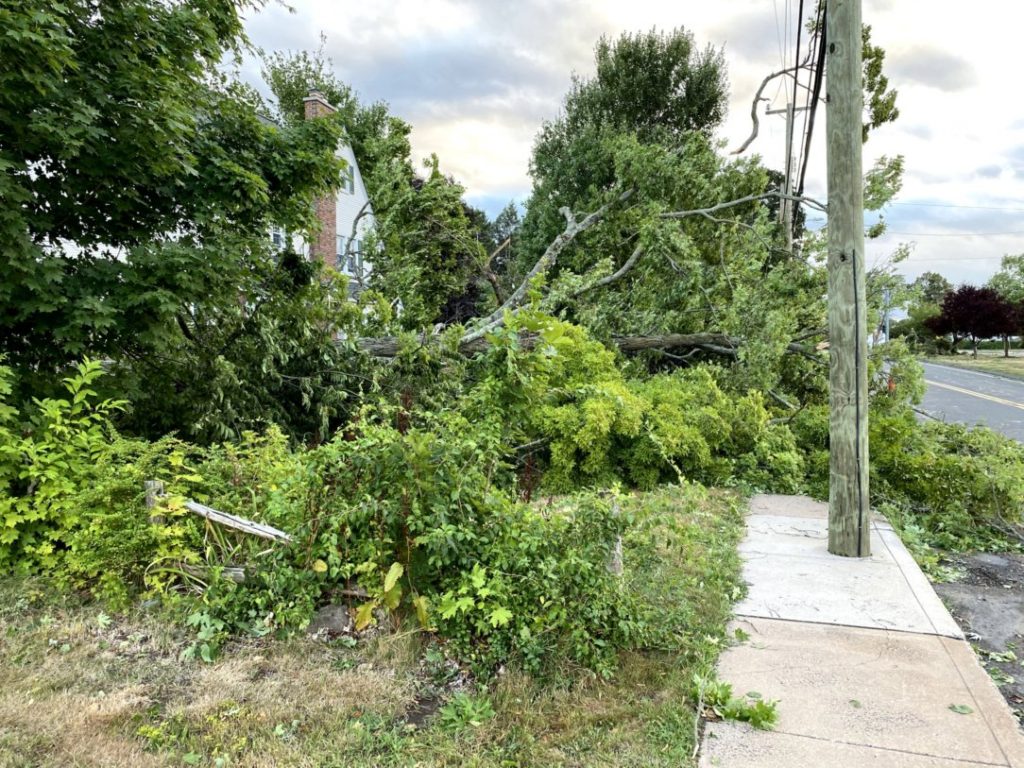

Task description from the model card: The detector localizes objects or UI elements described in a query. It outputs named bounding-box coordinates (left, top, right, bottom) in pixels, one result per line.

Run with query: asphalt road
left=919, top=362, right=1024, bottom=442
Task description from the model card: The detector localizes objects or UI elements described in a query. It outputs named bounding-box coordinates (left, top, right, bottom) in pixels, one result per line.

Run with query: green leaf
left=488, top=606, right=512, bottom=627
left=413, top=595, right=430, bottom=628
left=949, top=704, right=973, bottom=715
left=354, top=602, right=376, bottom=631
left=383, top=562, right=404, bottom=594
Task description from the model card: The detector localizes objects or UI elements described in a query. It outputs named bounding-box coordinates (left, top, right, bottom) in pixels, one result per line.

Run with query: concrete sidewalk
left=699, top=494, right=1024, bottom=767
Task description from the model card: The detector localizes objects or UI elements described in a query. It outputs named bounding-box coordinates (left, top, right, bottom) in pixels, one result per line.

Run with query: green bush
left=533, top=365, right=803, bottom=493
left=465, top=316, right=804, bottom=494
left=61, top=437, right=204, bottom=607
left=872, top=413, right=1024, bottom=551
left=794, top=401, right=1024, bottom=553
left=0, top=360, right=125, bottom=571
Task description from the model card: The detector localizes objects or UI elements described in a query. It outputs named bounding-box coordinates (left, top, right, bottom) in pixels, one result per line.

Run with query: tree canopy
left=0, top=0, right=355, bottom=440
left=517, top=28, right=729, bottom=272
left=989, top=254, right=1024, bottom=304
left=927, top=285, right=1016, bottom=354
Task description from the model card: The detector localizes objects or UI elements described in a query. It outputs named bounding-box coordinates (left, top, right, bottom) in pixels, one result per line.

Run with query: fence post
left=145, top=479, right=165, bottom=524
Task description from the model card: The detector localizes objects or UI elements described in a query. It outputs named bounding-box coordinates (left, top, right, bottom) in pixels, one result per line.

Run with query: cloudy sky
left=239, top=0, right=1024, bottom=286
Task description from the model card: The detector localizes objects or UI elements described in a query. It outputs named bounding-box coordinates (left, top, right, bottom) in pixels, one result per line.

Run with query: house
left=272, top=89, right=374, bottom=295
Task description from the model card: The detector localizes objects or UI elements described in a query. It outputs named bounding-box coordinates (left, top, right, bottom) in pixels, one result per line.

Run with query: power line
left=900, top=256, right=1016, bottom=264
left=889, top=201, right=1024, bottom=212
left=884, top=230, right=1024, bottom=237
left=794, top=4, right=817, bottom=191
left=796, top=0, right=826, bottom=197
left=790, top=0, right=805, bottom=150
left=773, top=0, right=786, bottom=69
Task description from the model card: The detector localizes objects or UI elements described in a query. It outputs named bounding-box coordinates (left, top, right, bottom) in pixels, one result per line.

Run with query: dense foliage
left=926, top=285, right=1018, bottom=355
left=0, top=0, right=361, bottom=442
left=4, top=8, right=1020, bottom=703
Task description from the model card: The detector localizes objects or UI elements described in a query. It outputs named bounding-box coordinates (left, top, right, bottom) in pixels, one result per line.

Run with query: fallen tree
left=355, top=330, right=825, bottom=360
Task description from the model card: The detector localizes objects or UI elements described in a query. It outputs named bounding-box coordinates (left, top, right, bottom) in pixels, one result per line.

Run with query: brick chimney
left=303, top=89, right=337, bottom=268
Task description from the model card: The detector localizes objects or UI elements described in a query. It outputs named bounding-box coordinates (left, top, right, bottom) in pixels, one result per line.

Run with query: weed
left=694, top=674, right=779, bottom=730
left=437, top=692, right=496, bottom=732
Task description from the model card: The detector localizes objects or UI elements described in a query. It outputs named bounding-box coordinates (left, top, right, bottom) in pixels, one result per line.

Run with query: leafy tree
left=493, top=28, right=832, bottom=404
left=989, top=254, right=1024, bottom=304
left=109, top=239, right=371, bottom=443
left=0, top=0, right=354, bottom=439
left=261, top=37, right=359, bottom=127
left=362, top=154, right=490, bottom=329
left=862, top=25, right=900, bottom=141
left=890, top=272, right=950, bottom=349
left=927, top=285, right=1015, bottom=356
left=986, top=255, right=1024, bottom=354
left=913, top=272, right=953, bottom=305
left=517, top=28, right=728, bottom=273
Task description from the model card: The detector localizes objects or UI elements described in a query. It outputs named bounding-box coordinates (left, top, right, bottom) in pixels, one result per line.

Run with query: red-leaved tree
left=926, top=285, right=1016, bottom=356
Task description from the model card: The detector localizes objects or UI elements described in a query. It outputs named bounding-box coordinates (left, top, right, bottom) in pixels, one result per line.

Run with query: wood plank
left=184, top=500, right=292, bottom=544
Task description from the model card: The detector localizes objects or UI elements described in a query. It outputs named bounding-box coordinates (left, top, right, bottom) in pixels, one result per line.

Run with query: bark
left=355, top=331, right=823, bottom=360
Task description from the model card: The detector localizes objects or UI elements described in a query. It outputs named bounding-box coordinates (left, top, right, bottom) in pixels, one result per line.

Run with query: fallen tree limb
left=732, top=57, right=815, bottom=156
left=572, top=244, right=646, bottom=297
left=355, top=331, right=826, bottom=361
left=483, top=237, right=511, bottom=304
left=461, top=189, right=633, bottom=344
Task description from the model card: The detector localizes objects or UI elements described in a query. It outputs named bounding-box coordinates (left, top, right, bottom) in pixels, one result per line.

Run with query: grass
left=924, top=351, right=1024, bottom=382
left=0, top=484, right=745, bottom=768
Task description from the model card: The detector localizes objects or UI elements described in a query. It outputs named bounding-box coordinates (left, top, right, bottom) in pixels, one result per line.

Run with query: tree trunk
left=1004, top=335, right=1010, bottom=358
left=355, top=332, right=813, bottom=359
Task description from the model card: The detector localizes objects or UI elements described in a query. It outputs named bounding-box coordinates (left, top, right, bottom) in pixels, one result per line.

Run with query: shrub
left=61, top=437, right=204, bottom=607
left=794, top=401, right=1024, bottom=553
left=0, top=360, right=125, bottom=572
left=532, top=366, right=804, bottom=493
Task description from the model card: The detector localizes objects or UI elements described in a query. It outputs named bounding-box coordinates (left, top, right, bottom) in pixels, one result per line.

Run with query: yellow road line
left=925, top=379, right=1024, bottom=411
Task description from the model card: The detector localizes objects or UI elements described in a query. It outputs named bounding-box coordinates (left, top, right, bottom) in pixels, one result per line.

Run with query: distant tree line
left=893, top=258, right=1024, bottom=356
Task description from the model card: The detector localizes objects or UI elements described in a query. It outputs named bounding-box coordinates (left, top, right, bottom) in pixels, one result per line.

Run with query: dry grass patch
left=925, top=353, right=1024, bottom=382
left=0, top=484, right=744, bottom=767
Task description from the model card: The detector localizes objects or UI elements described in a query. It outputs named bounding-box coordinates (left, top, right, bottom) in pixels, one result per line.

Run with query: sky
left=238, top=0, right=1024, bottom=286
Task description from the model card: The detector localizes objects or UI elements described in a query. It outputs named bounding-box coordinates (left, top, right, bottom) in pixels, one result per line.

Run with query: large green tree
left=517, top=28, right=728, bottom=272
left=484, top=29, right=825, bottom=400
left=0, top=0, right=355, bottom=440
left=989, top=254, right=1024, bottom=304
left=261, top=49, right=492, bottom=330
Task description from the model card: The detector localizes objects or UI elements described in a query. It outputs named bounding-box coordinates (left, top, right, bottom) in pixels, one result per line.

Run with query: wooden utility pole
left=781, top=101, right=796, bottom=253
left=826, top=0, right=870, bottom=557
left=767, top=100, right=811, bottom=252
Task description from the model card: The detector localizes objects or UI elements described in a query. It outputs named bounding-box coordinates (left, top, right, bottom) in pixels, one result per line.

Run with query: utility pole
left=826, top=0, right=870, bottom=557
left=883, top=287, right=892, bottom=342
left=767, top=100, right=811, bottom=252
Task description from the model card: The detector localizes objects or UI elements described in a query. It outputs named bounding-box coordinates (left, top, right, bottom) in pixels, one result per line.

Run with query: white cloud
left=241, top=0, right=1024, bottom=285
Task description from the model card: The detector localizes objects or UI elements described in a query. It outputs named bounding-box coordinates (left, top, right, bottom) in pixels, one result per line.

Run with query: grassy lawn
left=0, top=485, right=745, bottom=768
left=924, top=352, right=1024, bottom=382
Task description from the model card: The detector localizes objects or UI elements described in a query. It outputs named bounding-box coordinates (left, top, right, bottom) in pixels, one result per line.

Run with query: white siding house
left=268, top=90, right=375, bottom=296
left=333, top=139, right=374, bottom=293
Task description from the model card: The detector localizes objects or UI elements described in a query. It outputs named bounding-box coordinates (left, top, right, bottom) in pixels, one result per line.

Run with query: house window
left=341, top=166, right=355, bottom=194
left=269, top=225, right=286, bottom=250
left=348, top=239, right=361, bottom=274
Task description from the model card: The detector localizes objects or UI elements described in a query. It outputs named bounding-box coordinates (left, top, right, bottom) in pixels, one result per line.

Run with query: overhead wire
left=796, top=0, right=826, bottom=198
left=772, top=0, right=787, bottom=70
